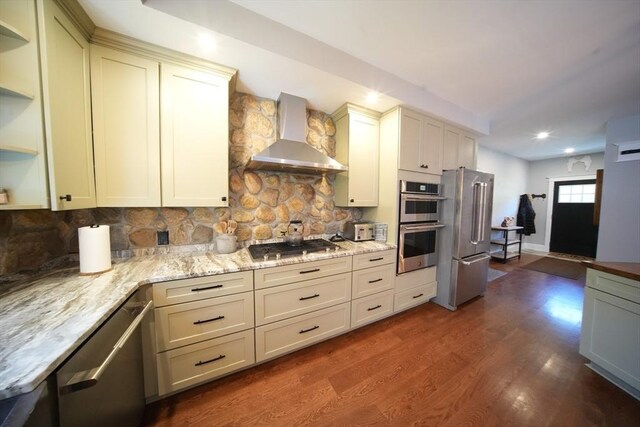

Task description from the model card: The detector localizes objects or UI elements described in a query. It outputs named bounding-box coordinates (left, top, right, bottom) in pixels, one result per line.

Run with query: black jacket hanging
left=517, top=194, right=536, bottom=235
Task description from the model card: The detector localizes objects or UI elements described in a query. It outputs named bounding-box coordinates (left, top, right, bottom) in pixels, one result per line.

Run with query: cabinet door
left=442, top=126, right=460, bottom=171
left=161, top=63, right=229, bottom=207
left=91, top=45, right=161, bottom=207
left=347, top=112, right=379, bottom=206
left=38, top=0, right=95, bottom=210
left=459, top=133, right=476, bottom=169
left=580, top=287, right=640, bottom=391
left=420, top=117, right=443, bottom=175
left=398, top=108, right=422, bottom=172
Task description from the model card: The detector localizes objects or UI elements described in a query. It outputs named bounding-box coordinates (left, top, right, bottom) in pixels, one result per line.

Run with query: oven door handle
left=401, top=224, right=445, bottom=232
left=401, top=194, right=445, bottom=201
left=59, top=300, right=153, bottom=395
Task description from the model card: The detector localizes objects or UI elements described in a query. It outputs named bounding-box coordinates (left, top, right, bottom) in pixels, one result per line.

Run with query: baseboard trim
left=523, top=242, right=548, bottom=253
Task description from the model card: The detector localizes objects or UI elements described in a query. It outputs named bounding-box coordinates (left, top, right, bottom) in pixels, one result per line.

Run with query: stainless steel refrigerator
left=434, top=167, right=494, bottom=311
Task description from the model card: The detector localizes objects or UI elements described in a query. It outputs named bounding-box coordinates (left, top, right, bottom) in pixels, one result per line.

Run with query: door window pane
left=557, top=183, right=595, bottom=203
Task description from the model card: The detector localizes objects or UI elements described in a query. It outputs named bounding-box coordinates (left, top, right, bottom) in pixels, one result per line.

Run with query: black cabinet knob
left=350, top=199, right=354, bottom=203
left=221, top=196, right=227, bottom=202
left=59, top=194, right=72, bottom=201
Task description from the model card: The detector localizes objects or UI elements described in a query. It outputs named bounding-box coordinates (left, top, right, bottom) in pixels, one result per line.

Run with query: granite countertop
left=581, top=260, right=640, bottom=282
left=0, top=240, right=394, bottom=399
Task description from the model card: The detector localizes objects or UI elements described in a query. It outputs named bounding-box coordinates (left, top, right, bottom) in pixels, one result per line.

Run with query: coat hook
left=531, top=193, right=546, bottom=199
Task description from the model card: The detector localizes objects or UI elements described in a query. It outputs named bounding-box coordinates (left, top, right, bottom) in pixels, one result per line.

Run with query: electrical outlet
left=157, top=230, right=169, bottom=245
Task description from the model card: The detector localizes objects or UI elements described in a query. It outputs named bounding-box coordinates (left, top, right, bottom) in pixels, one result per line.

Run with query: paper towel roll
left=79, top=225, right=112, bottom=274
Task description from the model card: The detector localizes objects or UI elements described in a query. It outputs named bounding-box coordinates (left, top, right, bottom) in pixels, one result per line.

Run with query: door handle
left=59, top=300, right=153, bottom=394
left=459, top=254, right=491, bottom=266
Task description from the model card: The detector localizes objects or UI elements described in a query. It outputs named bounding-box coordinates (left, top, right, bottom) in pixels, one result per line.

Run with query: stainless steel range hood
left=246, top=93, right=348, bottom=174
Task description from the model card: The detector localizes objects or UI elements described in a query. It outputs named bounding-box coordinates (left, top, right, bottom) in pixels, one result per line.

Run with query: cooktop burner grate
left=247, top=239, right=339, bottom=261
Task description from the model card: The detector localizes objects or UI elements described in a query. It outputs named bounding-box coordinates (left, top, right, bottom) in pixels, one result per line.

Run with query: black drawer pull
left=412, top=293, right=424, bottom=299
left=195, top=354, right=225, bottom=366
left=191, top=284, right=223, bottom=292
left=368, top=278, right=383, bottom=284
left=299, top=325, right=319, bottom=334
left=367, top=304, right=382, bottom=311
left=299, top=294, right=320, bottom=301
left=193, top=315, right=225, bottom=325
left=299, top=268, right=320, bottom=274
left=369, top=257, right=384, bottom=262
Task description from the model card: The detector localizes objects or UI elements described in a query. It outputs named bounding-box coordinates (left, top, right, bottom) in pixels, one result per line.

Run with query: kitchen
left=1, top=0, right=640, bottom=426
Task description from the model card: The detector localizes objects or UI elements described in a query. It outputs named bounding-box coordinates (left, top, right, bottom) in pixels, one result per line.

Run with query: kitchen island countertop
left=0, top=240, right=394, bottom=400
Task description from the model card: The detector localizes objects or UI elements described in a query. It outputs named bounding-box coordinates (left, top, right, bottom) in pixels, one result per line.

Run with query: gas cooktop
left=248, top=239, right=339, bottom=261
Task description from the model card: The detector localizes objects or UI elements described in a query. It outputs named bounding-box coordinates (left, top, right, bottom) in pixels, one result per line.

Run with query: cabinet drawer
left=352, top=249, right=395, bottom=271
left=394, top=282, right=436, bottom=312
left=352, top=264, right=395, bottom=299
left=255, top=303, right=350, bottom=362
left=255, top=273, right=351, bottom=326
left=395, top=266, right=436, bottom=293
left=351, top=290, right=394, bottom=329
left=153, top=271, right=253, bottom=307
left=155, top=292, right=254, bottom=351
left=587, top=269, right=640, bottom=304
left=156, top=329, right=254, bottom=396
left=254, top=257, right=352, bottom=289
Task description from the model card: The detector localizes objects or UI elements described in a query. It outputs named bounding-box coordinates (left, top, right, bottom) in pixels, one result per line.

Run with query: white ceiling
left=79, top=0, right=640, bottom=161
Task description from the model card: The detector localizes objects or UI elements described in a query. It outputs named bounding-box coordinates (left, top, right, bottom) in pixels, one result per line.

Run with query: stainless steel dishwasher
left=56, top=287, right=152, bottom=427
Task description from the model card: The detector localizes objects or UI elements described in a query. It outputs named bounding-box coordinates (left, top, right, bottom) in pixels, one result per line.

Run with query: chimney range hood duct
left=246, top=93, right=348, bottom=174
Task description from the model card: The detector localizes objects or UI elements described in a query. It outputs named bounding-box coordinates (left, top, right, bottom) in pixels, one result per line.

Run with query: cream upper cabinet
left=459, top=132, right=477, bottom=169
left=0, top=0, right=49, bottom=209
left=38, top=0, right=95, bottom=210
left=332, top=103, right=381, bottom=207
left=398, top=108, right=443, bottom=175
left=91, top=45, right=161, bottom=207
left=161, top=63, right=230, bottom=207
left=442, top=124, right=477, bottom=171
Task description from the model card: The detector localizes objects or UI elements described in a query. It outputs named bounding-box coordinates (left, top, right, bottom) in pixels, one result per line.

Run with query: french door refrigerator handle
left=471, top=182, right=488, bottom=244
left=59, top=300, right=153, bottom=395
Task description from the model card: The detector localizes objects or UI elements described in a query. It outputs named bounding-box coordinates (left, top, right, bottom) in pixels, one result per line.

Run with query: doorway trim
left=543, top=174, right=596, bottom=252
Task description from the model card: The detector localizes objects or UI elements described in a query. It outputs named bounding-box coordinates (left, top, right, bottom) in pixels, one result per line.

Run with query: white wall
left=526, top=153, right=605, bottom=248
left=477, top=146, right=529, bottom=227
left=597, top=114, right=640, bottom=262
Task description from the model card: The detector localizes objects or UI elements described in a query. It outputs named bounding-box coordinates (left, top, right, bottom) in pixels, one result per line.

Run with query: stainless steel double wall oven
left=397, top=180, right=444, bottom=274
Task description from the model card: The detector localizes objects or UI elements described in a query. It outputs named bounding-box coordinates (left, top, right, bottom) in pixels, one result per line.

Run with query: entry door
left=550, top=180, right=598, bottom=257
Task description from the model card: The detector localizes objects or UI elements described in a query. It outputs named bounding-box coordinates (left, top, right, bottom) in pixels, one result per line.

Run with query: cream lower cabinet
left=254, top=257, right=353, bottom=362
left=580, top=269, right=640, bottom=397
left=90, top=32, right=235, bottom=207
left=394, top=266, right=437, bottom=312
left=350, top=250, right=395, bottom=328
left=152, top=271, right=255, bottom=396
left=332, top=103, right=381, bottom=207
left=442, top=125, right=477, bottom=171
left=38, top=0, right=95, bottom=210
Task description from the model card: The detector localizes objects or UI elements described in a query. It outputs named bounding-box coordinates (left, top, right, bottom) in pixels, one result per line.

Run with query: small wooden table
left=490, top=226, right=524, bottom=262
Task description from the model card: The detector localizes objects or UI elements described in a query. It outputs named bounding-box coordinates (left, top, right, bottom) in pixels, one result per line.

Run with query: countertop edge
left=581, top=261, right=640, bottom=282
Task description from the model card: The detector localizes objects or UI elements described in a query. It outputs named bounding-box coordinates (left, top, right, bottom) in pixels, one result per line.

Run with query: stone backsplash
left=0, top=92, right=360, bottom=275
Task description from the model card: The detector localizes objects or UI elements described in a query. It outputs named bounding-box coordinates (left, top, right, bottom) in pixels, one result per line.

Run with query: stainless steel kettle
left=284, top=220, right=306, bottom=246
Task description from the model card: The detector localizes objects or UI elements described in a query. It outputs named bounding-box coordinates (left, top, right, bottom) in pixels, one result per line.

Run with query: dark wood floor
left=144, top=254, right=640, bottom=426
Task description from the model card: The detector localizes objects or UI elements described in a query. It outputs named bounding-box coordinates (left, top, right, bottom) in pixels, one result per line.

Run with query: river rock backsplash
left=0, top=92, right=361, bottom=275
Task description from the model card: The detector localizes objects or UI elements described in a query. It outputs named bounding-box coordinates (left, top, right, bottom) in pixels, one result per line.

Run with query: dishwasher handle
left=59, top=299, right=153, bottom=395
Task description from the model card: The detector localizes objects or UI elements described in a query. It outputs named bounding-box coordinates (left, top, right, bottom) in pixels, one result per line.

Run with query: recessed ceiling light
left=564, top=148, right=575, bottom=154
left=365, top=91, right=380, bottom=104
left=536, top=131, right=550, bottom=140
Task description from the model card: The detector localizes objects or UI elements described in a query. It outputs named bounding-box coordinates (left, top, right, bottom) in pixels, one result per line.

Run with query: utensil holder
left=216, top=234, right=237, bottom=254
